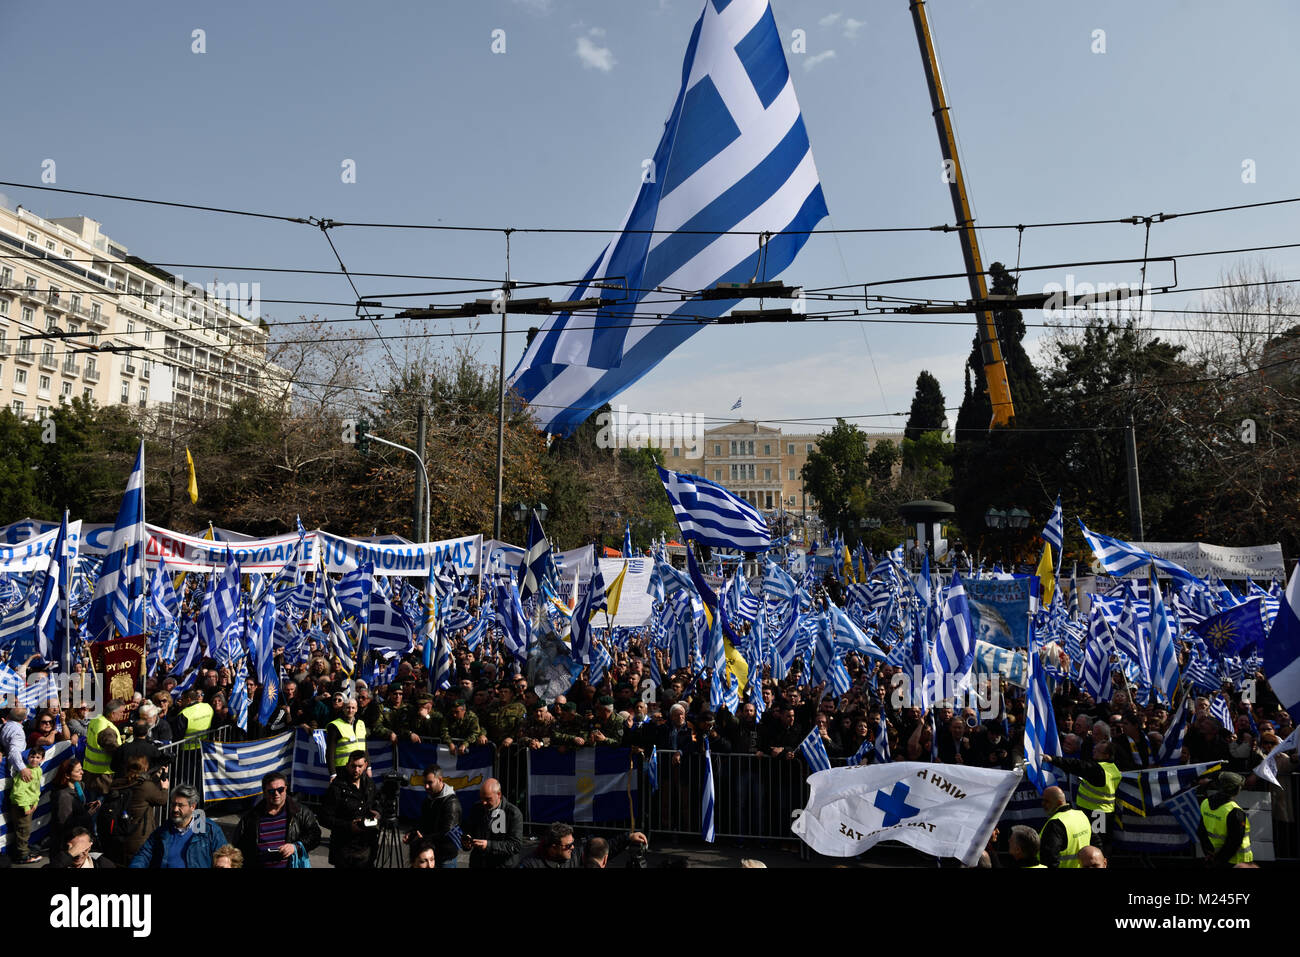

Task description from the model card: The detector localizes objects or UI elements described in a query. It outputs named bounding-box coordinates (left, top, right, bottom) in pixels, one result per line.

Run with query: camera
left=377, top=770, right=405, bottom=823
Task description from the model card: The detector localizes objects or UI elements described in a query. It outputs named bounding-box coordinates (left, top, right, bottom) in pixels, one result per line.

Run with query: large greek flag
left=201, top=731, right=295, bottom=802
left=659, top=466, right=771, bottom=550
left=509, top=0, right=828, bottom=435
left=87, top=440, right=146, bottom=640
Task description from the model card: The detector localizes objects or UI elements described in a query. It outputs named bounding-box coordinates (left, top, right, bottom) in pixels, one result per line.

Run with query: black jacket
left=465, top=799, right=524, bottom=869
left=412, top=785, right=462, bottom=865
left=232, top=798, right=323, bottom=868
left=320, top=772, right=379, bottom=866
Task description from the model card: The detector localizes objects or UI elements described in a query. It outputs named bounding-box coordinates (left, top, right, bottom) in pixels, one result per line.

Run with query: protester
left=231, top=771, right=321, bottom=869
left=319, top=752, right=378, bottom=868
left=464, top=778, right=523, bottom=869
left=130, top=785, right=228, bottom=868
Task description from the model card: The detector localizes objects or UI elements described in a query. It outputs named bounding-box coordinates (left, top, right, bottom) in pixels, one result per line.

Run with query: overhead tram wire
left=6, top=179, right=1300, bottom=237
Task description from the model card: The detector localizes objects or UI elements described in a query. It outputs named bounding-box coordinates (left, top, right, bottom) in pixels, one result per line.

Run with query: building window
left=46, top=317, right=58, bottom=332
left=126, top=320, right=135, bottom=335
left=82, top=388, right=93, bottom=401
left=61, top=382, right=72, bottom=397
left=11, top=400, right=22, bottom=416
left=22, top=307, right=34, bottom=324
left=120, top=382, right=129, bottom=404
left=0, top=300, right=8, bottom=317
left=747, top=441, right=754, bottom=455
left=787, top=443, right=794, bottom=455
left=26, top=231, right=37, bottom=242
left=15, top=369, right=27, bottom=386
left=806, top=443, right=813, bottom=452
left=715, top=443, right=722, bottom=457
left=747, top=464, right=755, bottom=480
left=789, top=468, right=796, bottom=481
left=764, top=468, right=771, bottom=481
left=671, top=447, right=680, bottom=457
left=85, top=357, right=96, bottom=377
left=766, top=493, right=774, bottom=509
left=764, top=444, right=771, bottom=455
left=91, top=303, right=101, bottom=321
left=139, top=386, right=148, bottom=405
left=714, top=469, right=722, bottom=481
left=38, top=375, right=51, bottom=394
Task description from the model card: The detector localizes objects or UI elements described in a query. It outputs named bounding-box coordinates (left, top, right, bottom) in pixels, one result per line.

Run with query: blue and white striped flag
left=201, top=731, right=294, bottom=801
left=873, top=712, right=892, bottom=763
left=701, top=739, right=716, bottom=844
left=1148, top=567, right=1180, bottom=705
left=1080, top=621, right=1114, bottom=703
left=1153, top=694, right=1191, bottom=766
left=1024, top=647, right=1061, bottom=793
left=229, top=654, right=250, bottom=732
left=929, top=570, right=976, bottom=694
left=846, top=736, right=873, bottom=767
left=508, top=0, right=827, bottom=436
left=1078, top=520, right=1201, bottom=585
left=658, top=467, right=771, bottom=551
left=519, top=512, right=552, bottom=604
left=1264, top=565, right=1300, bottom=722
left=368, top=590, right=414, bottom=657
left=1041, top=494, right=1063, bottom=554
left=199, top=554, right=241, bottom=658
left=254, top=590, right=279, bottom=726
left=798, top=724, right=832, bottom=773
left=87, top=440, right=146, bottom=641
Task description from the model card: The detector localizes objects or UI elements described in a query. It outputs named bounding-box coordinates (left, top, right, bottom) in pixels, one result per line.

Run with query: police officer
left=175, top=689, right=213, bottom=752
left=325, top=697, right=367, bottom=774
left=1198, top=771, right=1252, bottom=866
left=1036, top=785, right=1091, bottom=868
left=84, top=699, right=128, bottom=796
left=1045, top=739, right=1122, bottom=852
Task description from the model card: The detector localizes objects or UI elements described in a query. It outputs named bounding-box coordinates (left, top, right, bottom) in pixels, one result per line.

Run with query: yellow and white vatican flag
left=792, top=762, right=1022, bottom=866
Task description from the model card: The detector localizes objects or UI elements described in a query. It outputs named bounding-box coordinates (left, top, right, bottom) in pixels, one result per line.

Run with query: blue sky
left=3, top=0, right=1299, bottom=433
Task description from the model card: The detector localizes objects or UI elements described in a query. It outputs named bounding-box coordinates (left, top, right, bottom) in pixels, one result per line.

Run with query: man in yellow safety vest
left=1198, top=771, right=1252, bottom=866
left=1037, top=785, right=1092, bottom=868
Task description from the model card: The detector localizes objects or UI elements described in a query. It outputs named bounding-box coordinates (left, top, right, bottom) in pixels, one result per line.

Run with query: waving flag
left=1077, top=520, right=1200, bottom=585
left=798, top=725, right=832, bottom=773
left=1194, top=598, right=1266, bottom=661
left=198, top=553, right=241, bottom=658
left=1147, top=566, right=1180, bottom=705
left=88, top=440, right=146, bottom=641
left=1023, top=647, right=1061, bottom=793
left=1265, top=565, right=1300, bottom=722
left=1041, top=495, right=1063, bottom=555
left=659, top=467, right=771, bottom=551
left=253, top=590, right=279, bottom=726
left=929, top=570, right=976, bottom=694
left=508, top=0, right=827, bottom=435
left=702, top=739, right=716, bottom=844
left=519, top=512, right=553, bottom=604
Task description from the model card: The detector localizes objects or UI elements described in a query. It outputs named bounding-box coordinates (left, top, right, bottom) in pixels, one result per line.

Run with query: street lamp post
left=364, top=431, right=431, bottom=543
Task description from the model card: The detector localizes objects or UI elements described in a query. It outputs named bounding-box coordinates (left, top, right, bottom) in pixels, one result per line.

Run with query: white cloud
left=802, top=49, right=836, bottom=71
left=843, top=17, right=865, bottom=38
left=576, top=32, right=616, bottom=72
left=818, top=13, right=841, bottom=27
left=587, top=26, right=605, bottom=37
left=513, top=0, right=553, bottom=13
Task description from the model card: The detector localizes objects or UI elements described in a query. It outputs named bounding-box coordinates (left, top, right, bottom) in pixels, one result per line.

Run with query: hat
left=1217, top=771, right=1244, bottom=796
left=597, top=696, right=615, bottom=707
left=562, top=702, right=578, bottom=713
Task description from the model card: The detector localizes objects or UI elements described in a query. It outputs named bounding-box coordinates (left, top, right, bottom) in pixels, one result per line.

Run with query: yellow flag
left=603, top=560, right=629, bottom=620
left=722, top=636, right=749, bottom=694
left=185, top=447, right=198, bottom=504
left=1037, top=543, right=1056, bottom=607
left=842, top=553, right=854, bottom=584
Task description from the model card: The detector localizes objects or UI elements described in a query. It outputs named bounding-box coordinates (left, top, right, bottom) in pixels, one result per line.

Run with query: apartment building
left=0, top=202, right=289, bottom=420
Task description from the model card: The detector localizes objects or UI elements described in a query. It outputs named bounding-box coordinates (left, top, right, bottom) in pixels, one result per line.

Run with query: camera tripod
left=373, top=815, right=406, bottom=869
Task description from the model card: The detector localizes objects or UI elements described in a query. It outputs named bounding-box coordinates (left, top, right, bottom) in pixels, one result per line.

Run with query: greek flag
left=763, top=559, right=797, bottom=604
left=508, top=0, right=827, bottom=435
left=847, top=736, right=874, bottom=767
left=229, top=654, right=250, bottom=732
left=1153, top=695, right=1192, bottom=766
left=1080, top=621, right=1114, bottom=703
left=929, top=570, right=976, bottom=693
left=1148, top=568, right=1180, bottom=705
left=148, top=554, right=179, bottom=624
left=519, top=512, right=552, bottom=604
left=1263, top=564, right=1300, bottom=722
left=798, top=724, right=832, bottom=773
left=1182, top=647, right=1221, bottom=694
left=254, top=590, right=279, bottom=726
left=1210, top=693, right=1233, bottom=731
left=319, top=557, right=355, bottom=675
left=496, top=576, right=531, bottom=666
left=1162, top=787, right=1204, bottom=843
left=334, top=562, right=374, bottom=627
left=658, top=467, right=771, bottom=551
left=646, top=745, right=659, bottom=792
left=701, top=739, right=716, bottom=844
left=368, top=590, right=414, bottom=656
left=87, top=440, right=146, bottom=641
left=1077, top=520, right=1200, bottom=585
left=198, top=554, right=241, bottom=658
left=1041, top=494, right=1063, bottom=553
left=1023, top=646, right=1061, bottom=793
left=201, top=731, right=295, bottom=802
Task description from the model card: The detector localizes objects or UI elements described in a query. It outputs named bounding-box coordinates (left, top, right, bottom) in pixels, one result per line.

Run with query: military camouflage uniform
left=486, top=700, right=527, bottom=746
left=519, top=715, right=553, bottom=748
left=447, top=711, right=484, bottom=747
left=590, top=712, right=625, bottom=747
left=550, top=714, right=592, bottom=748
left=404, top=709, right=451, bottom=747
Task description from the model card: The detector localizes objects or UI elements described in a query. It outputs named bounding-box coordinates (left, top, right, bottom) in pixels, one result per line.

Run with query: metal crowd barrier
left=154, top=725, right=237, bottom=815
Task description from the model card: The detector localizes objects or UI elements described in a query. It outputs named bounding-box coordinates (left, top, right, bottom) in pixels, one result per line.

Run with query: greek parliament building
left=0, top=202, right=290, bottom=420
left=660, top=419, right=900, bottom=515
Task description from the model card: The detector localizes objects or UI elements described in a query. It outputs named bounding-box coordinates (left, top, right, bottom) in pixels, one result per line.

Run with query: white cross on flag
left=792, top=762, right=1022, bottom=866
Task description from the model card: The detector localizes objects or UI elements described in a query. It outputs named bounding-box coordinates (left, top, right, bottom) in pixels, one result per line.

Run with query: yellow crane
left=909, top=0, right=1015, bottom=428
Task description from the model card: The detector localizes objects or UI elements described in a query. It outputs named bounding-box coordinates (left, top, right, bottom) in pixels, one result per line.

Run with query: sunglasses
left=265, top=785, right=287, bottom=795
left=559, top=841, right=575, bottom=850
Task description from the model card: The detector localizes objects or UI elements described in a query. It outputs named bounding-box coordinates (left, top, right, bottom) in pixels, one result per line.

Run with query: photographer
left=101, top=754, right=169, bottom=866
left=320, top=751, right=379, bottom=868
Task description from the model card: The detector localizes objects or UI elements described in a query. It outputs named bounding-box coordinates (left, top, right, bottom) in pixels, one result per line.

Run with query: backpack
left=95, top=785, right=139, bottom=849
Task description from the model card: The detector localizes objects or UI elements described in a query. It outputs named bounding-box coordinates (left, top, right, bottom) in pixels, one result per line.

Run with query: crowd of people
left=1, top=566, right=1292, bottom=870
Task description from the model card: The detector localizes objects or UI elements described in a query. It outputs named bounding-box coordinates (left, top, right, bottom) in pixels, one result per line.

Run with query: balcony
left=123, top=361, right=136, bottom=375
left=86, top=309, right=108, bottom=330
left=39, top=352, right=57, bottom=371
left=141, top=364, right=150, bottom=380
left=62, top=359, right=79, bottom=376
left=14, top=347, right=34, bottom=364
left=20, top=284, right=42, bottom=303
left=45, top=291, right=64, bottom=311
left=72, top=302, right=94, bottom=320
left=83, top=365, right=100, bottom=383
